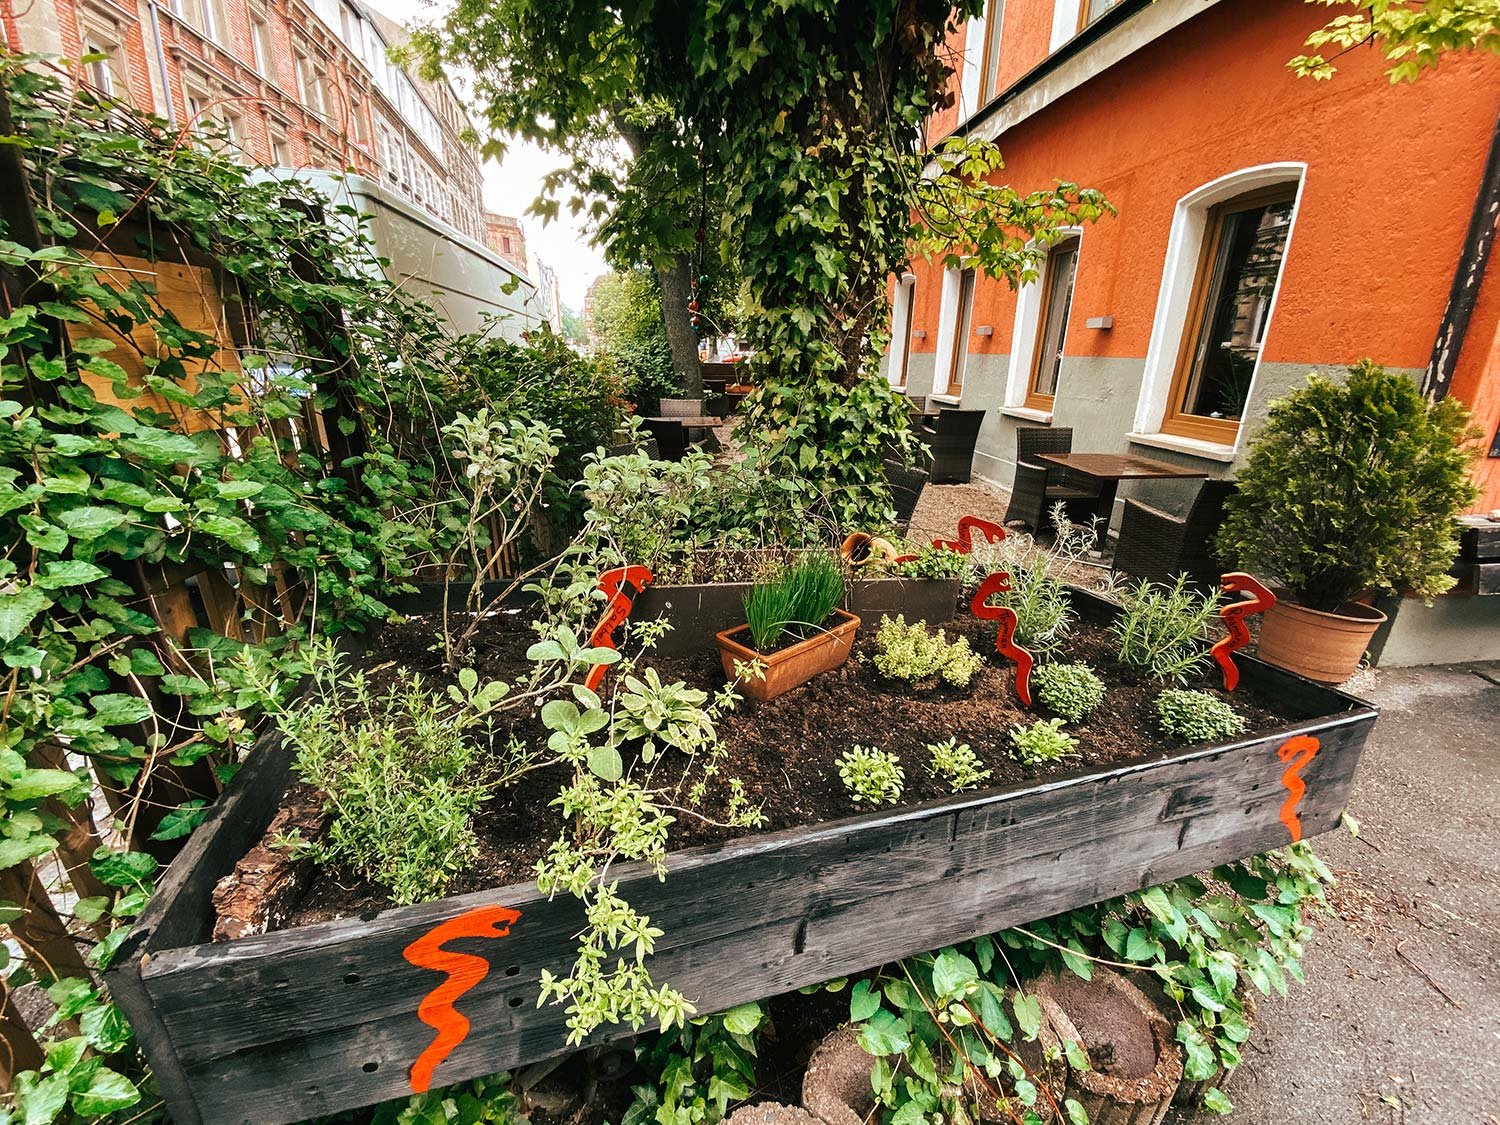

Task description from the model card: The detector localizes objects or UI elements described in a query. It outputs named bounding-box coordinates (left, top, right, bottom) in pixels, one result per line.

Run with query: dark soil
left=283, top=604, right=1290, bottom=930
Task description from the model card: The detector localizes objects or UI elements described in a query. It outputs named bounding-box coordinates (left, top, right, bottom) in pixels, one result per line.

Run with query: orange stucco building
left=891, top=0, right=1500, bottom=516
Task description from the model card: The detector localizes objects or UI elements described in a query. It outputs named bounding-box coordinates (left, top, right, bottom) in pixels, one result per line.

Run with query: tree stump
left=1034, top=970, right=1182, bottom=1125
left=801, top=1026, right=874, bottom=1125
left=726, top=1103, right=821, bottom=1125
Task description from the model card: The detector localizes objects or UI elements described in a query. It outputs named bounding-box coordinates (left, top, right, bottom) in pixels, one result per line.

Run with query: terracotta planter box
left=636, top=576, right=960, bottom=657
left=714, top=610, right=861, bottom=701
left=107, top=590, right=1377, bottom=1125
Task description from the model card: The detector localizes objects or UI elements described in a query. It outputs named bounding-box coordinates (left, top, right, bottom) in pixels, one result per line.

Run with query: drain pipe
left=1425, top=108, right=1500, bottom=400
left=146, top=0, right=177, bottom=126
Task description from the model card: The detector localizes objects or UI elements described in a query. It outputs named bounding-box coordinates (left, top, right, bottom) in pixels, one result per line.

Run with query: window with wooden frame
left=892, top=275, right=916, bottom=388
left=1162, top=185, right=1296, bottom=442
left=1077, top=0, right=1117, bottom=31
left=975, top=0, right=1005, bottom=107
left=81, top=31, right=127, bottom=101
left=1025, top=235, right=1079, bottom=410
left=945, top=269, right=976, bottom=396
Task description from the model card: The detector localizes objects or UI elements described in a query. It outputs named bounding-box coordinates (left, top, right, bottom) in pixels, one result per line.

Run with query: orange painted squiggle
left=1210, top=573, right=1275, bottom=692
left=932, top=515, right=1007, bottom=555
left=403, top=904, right=522, bottom=1093
left=584, top=565, right=653, bottom=693
left=1276, top=735, right=1320, bottom=843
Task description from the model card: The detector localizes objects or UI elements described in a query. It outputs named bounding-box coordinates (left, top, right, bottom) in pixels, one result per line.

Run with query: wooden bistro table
left=1034, top=452, right=1206, bottom=535
left=645, top=415, right=724, bottom=432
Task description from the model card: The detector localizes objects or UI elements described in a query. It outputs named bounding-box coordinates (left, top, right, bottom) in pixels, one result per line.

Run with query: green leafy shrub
left=927, top=739, right=992, bottom=792
left=278, top=643, right=507, bottom=904
left=1009, top=718, right=1078, bottom=765
left=1113, top=575, right=1220, bottom=682
left=872, top=614, right=984, bottom=687
left=615, top=668, right=718, bottom=762
left=1156, top=689, right=1247, bottom=742
left=1217, top=360, right=1478, bottom=612
left=1032, top=662, right=1106, bottom=722
left=887, top=543, right=970, bottom=579
left=742, top=551, right=845, bottom=652
left=838, top=746, right=905, bottom=806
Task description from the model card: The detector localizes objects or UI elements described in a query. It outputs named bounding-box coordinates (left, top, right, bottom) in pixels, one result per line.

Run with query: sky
left=369, top=0, right=608, bottom=309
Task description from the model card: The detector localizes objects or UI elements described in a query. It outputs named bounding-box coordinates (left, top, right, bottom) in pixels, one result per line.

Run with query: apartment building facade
left=892, top=0, right=1500, bottom=515
left=6, top=0, right=486, bottom=243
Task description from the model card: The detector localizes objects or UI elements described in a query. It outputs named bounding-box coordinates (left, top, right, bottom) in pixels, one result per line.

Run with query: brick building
left=892, top=0, right=1500, bottom=516
left=5, top=0, right=486, bottom=243
left=483, top=210, right=527, bottom=272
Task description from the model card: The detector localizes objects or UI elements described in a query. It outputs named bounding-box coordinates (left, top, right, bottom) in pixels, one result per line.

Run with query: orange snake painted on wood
left=403, top=904, right=522, bottom=1093
left=932, top=515, right=1007, bottom=555
left=972, top=571, right=1034, bottom=706
left=1210, top=573, right=1276, bottom=692
left=1276, top=735, right=1320, bottom=843
left=584, top=565, right=653, bottom=693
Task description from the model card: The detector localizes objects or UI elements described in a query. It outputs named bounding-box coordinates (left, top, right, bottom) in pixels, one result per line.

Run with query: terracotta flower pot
left=715, top=610, right=860, bottom=701
left=1255, top=595, right=1387, bottom=684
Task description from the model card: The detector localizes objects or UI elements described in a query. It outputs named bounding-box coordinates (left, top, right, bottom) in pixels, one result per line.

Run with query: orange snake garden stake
left=932, top=515, right=1007, bottom=555
left=583, top=565, right=653, bottom=693
left=1210, top=572, right=1276, bottom=692
left=972, top=571, right=1034, bottom=706
left=403, top=905, right=522, bottom=1093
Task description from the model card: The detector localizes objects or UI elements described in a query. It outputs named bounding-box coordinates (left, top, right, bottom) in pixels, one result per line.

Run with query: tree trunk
left=0, top=987, right=44, bottom=1086
left=0, top=861, right=91, bottom=984
left=657, top=254, right=703, bottom=397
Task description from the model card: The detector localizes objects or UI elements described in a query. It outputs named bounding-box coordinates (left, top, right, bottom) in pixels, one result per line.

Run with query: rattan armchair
left=658, top=397, right=704, bottom=418
left=1002, top=426, right=1101, bottom=531
left=883, top=459, right=929, bottom=532
left=1112, top=479, right=1238, bottom=589
left=918, top=408, right=986, bottom=484
left=641, top=418, right=688, bottom=462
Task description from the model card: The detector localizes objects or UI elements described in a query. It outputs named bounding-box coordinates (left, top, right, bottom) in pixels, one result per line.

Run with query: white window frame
left=1049, top=0, right=1083, bottom=50
left=1002, top=228, right=1084, bottom=419
left=1129, top=162, right=1307, bottom=455
left=931, top=266, right=975, bottom=403
left=887, top=273, right=917, bottom=388
left=956, top=8, right=988, bottom=122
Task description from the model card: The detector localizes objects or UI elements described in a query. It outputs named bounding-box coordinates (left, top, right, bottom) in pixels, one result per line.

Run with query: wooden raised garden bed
left=108, top=589, right=1376, bottom=1125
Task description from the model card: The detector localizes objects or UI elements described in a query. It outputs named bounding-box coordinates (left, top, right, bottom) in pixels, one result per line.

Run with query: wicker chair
left=1001, top=426, right=1102, bottom=531
left=659, top=397, right=704, bottom=418
left=641, top=418, right=688, bottom=462
left=1112, top=479, right=1238, bottom=589
left=903, top=394, right=928, bottom=414
left=883, top=459, right=929, bottom=532
left=918, top=408, right=986, bottom=484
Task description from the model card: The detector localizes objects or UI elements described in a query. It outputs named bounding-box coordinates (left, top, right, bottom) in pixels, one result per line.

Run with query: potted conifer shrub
left=1217, top=360, right=1477, bottom=683
left=715, top=552, right=859, bottom=700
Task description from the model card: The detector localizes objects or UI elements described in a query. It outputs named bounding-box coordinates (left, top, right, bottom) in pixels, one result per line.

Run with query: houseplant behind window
left=1216, top=360, right=1477, bottom=683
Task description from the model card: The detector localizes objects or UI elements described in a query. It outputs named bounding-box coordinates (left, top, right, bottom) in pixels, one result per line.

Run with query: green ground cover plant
left=1155, top=689, right=1247, bottom=743
left=872, top=614, right=984, bottom=687
left=926, top=738, right=992, bottom=793
left=1031, top=663, right=1106, bottom=723
left=1009, top=719, right=1079, bottom=765
left=838, top=746, right=906, bottom=806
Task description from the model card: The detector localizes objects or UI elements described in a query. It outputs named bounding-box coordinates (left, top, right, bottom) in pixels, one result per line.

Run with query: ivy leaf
left=0, top=586, right=51, bottom=643
left=1201, top=1087, right=1234, bottom=1114
left=149, top=800, right=209, bottom=841
left=1060, top=939, right=1093, bottom=981
left=89, top=848, right=158, bottom=887
left=15, top=1070, right=68, bottom=1125
left=1012, top=991, right=1042, bottom=1041
left=69, top=1067, right=141, bottom=1116
left=1064, top=1098, right=1090, bottom=1125
left=720, top=1002, right=762, bottom=1035
left=848, top=978, right=881, bottom=1022
left=80, top=1002, right=133, bottom=1054
left=0, top=835, right=58, bottom=871
left=4, top=768, right=85, bottom=802
left=214, top=480, right=265, bottom=501
left=1124, top=928, right=1163, bottom=963
left=856, top=1008, right=911, bottom=1056
left=57, top=505, right=129, bottom=540
left=90, top=693, right=152, bottom=726
left=34, top=561, right=109, bottom=589
left=1062, top=1037, right=1090, bottom=1072
left=932, top=949, right=978, bottom=1000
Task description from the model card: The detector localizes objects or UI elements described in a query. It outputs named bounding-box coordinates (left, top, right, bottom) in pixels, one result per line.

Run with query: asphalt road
left=1206, top=662, right=1500, bottom=1124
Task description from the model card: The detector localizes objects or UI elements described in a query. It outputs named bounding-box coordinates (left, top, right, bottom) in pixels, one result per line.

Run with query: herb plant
left=888, top=543, right=971, bottom=580
left=1155, top=689, right=1247, bottom=742
left=1113, top=575, right=1221, bottom=682
left=615, top=668, right=718, bottom=762
left=742, top=551, right=846, bottom=652
left=1032, top=662, right=1106, bottom=722
left=993, top=560, right=1076, bottom=653
left=927, top=739, right=992, bottom=793
left=838, top=746, right=906, bottom=806
left=873, top=614, right=985, bottom=687
left=1009, top=719, right=1079, bottom=765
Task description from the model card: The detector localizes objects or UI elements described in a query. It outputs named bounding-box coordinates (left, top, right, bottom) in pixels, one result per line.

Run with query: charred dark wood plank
left=132, top=705, right=1372, bottom=1125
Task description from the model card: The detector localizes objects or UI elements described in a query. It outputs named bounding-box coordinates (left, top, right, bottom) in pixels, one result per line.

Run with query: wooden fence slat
left=0, top=861, right=91, bottom=985
left=0, top=985, right=45, bottom=1086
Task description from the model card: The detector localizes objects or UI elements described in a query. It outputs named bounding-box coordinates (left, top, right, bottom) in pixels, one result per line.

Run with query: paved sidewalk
left=1210, top=663, right=1500, bottom=1124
